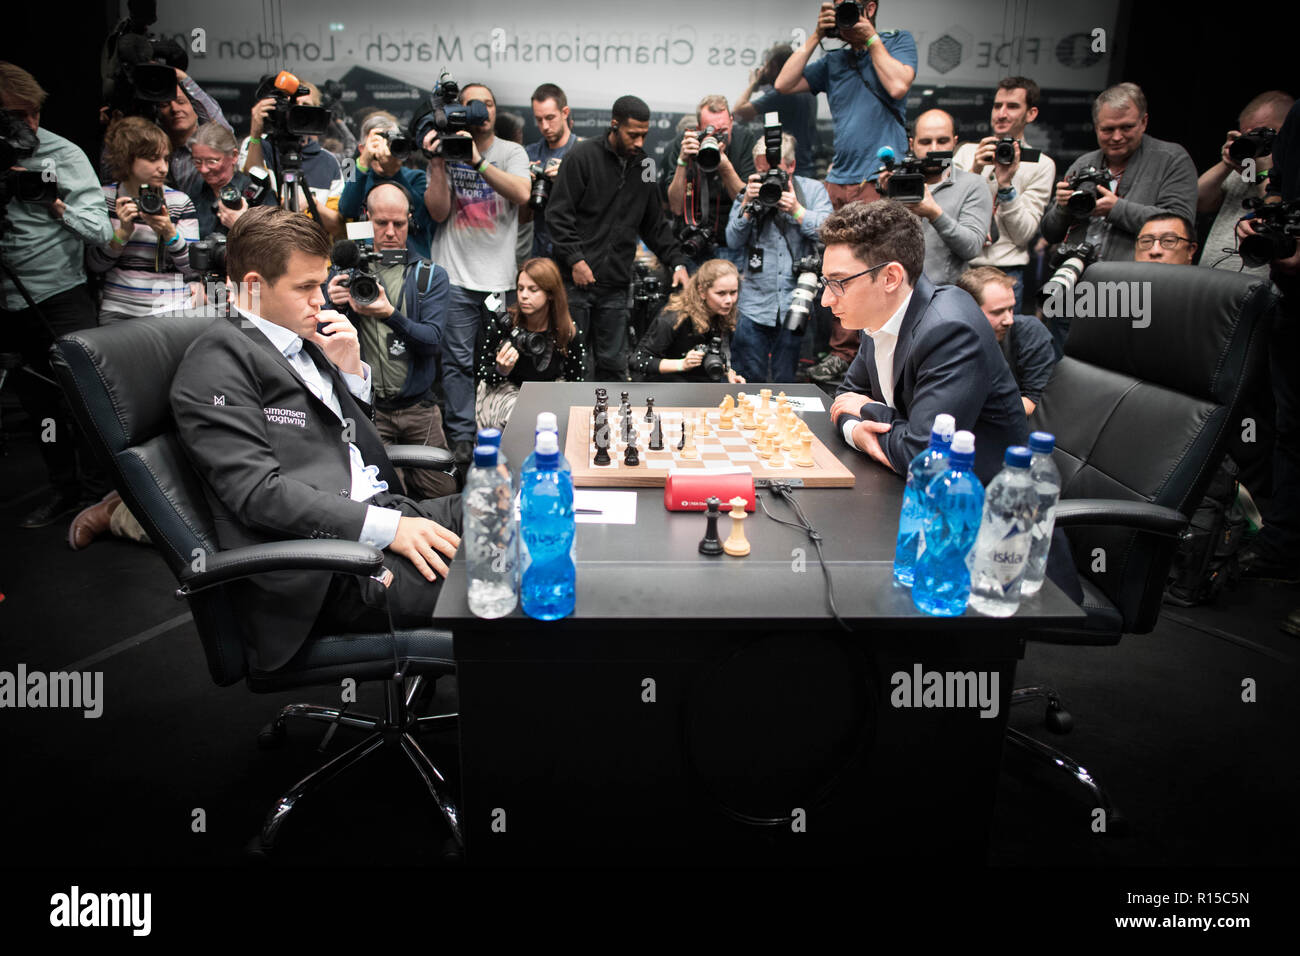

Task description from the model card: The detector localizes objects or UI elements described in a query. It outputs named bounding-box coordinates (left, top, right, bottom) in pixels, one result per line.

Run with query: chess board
left=564, top=402, right=856, bottom=488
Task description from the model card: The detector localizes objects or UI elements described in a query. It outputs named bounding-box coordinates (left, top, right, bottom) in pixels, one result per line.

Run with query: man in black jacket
left=545, top=94, right=690, bottom=380
left=170, top=207, right=460, bottom=673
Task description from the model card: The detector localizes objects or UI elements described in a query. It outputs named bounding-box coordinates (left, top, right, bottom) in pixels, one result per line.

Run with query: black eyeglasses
left=817, top=262, right=892, bottom=296
left=1135, top=234, right=1192, bottom=250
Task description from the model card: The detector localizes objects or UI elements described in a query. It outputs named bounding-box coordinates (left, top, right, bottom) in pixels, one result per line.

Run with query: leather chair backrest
left=51, top=315, right=250, bottom=686
left=1032, top=261, right=1275, bottom=632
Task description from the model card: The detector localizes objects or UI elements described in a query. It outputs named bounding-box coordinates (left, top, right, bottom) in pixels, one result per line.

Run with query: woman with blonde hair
left=631, top=258, right=746, bottom=383
left=476, top=257, right=586, bottom=430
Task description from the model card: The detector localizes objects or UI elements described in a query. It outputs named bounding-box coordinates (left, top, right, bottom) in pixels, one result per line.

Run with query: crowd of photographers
left=1, top=0, right=1298, bottom=594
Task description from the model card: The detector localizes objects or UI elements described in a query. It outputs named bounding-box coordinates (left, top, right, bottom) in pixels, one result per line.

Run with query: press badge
left=386, top=333, right=407, bottom=359
left=747, top=247, right=764, bottom=273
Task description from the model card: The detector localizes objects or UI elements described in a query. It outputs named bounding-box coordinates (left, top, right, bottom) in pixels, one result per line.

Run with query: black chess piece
left=699, top=496, right=724, bottom=555
left=621, top=412, right=634, bottom=445
left=677, top=418, right=687, bottom=451
left=624, top=420, right=640, bottom=466
left=644, top=397, right=656, bottom=423
left=593, top=410, right=611, bottom=466
left=648, top=413, right=664, bottom=450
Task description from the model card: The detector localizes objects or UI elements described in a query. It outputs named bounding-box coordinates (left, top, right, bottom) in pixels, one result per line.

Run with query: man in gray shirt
left=1041, top=82, right=1197, bottom=262
left=880, top=109, right=992, bottom=285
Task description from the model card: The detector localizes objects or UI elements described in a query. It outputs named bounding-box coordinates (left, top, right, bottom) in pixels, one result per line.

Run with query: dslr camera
left=1239, top=196, right=1300, bottom=268
left=785, top=250, right=824, bottom=336
left=378, top=127, right=418, bottom=161
left=1229, top=126, right=1278, bottom=164
left=993, top=137, right=1042, bottom=165
left=676, top=223, right=714, bottom=260
left=528, top=162, right=551, bottom=209
left=409, top=71, right=490, bottom=163
left=101, top=4, right=185, bottom=121
left=136, top=183, right=165, bottom=216
left=190, top=234, right=227, bottom=279
left=1037, top=241, right=1098, bottom=307
left=693, top=124, right=728, bottom=173
left=745, top=113, right=788, bottom=216
left=696, top=336, right=728, bottom=382
left=1064, top=165, right=1114, bottom=217
left=829, top=1, right=866, bottom=39
left=331, top=238, right=390, bottom=307
left=0, top=112, right=58, bottom=217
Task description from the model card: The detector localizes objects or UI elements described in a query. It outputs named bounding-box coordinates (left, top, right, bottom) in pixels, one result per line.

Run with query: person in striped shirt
left=87, top=117, right=199, bottom=323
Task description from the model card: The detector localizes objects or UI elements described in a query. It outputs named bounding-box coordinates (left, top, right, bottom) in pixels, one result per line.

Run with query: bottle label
left=970, top=518, right=1031, bottom=592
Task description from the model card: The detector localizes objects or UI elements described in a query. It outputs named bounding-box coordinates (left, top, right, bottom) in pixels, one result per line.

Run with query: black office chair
left=1013, top=261, right=1277, bottom=824
left=50, top=313, right=465, bottom=856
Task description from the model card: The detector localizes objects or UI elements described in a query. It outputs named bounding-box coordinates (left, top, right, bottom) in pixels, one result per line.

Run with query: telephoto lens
left=696, top=126, right=722, bottom=172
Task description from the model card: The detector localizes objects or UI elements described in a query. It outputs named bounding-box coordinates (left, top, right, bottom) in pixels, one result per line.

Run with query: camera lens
left=349, top=272, right=380, bottom=306
left=784, top=272, right=820, bottom=336
left=995, top=139, right=1016, bottom=165
left=529, top=173, right=551, bottom=209
left=1066, top=183, right=1098, bottom=216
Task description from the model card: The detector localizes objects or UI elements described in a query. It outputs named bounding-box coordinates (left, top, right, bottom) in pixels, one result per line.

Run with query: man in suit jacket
left=823, top=200, right=1028, bottom=484
left=170, top=207, right=461, bottom=672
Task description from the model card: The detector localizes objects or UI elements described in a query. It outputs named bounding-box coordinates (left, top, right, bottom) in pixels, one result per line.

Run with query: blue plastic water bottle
left=912, top=430, right=985, bottom=617
left=520, top=412, right=571, bottom=475
left=520, top=431, right=575, bottom=620
left=893, top=413, right=957, bottom=586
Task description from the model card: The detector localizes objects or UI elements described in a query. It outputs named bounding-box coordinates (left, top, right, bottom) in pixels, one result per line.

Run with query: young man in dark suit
left=824, top=200, right=1028, bottom=484
left=170, top=206, right=461, bottom=673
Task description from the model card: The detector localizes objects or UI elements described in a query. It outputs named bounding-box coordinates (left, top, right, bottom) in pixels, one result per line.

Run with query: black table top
left=434, top=381, right=1085, bottom=629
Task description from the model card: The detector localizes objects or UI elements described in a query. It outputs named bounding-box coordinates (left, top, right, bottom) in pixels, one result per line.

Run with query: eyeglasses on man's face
left=818, top=261, right=892, bottom=296
left=1135, top=234, right=1191, bottom=250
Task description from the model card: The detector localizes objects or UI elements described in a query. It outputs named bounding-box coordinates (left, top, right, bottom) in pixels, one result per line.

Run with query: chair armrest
left=386, top=444, right=456, bottom=471
left=176, top=540, right=383, bottom=597
left=1054, top=498, right=1188, bottom=536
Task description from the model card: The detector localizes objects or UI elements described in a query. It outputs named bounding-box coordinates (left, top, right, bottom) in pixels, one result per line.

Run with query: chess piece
left=768, top=446, right=787, bottom=468
left=777, top=390, right=787, bottom=404
left=755, top=430, right=771, bottom=458
left=624, top=418, right=640, bottom=465
left=719, top=405, right=735, bottom=430
left=644, top=396, right=656, bottom=423
left=593, top=410, right=612, bottom=466
left=719, top=394, right=735, bottom=413
left=680, top=421, right=698, bottom=459
left=795, top=433, right=815, bottom=467
left=699, top=496, right=725, bottom=556
left=696, top=411, right=710, bottom=437
left=648, top=413, right=664, bottom=450
left=722, top=496, right=750, bottom=557
left=760, top=387, right=772, bottom=410
left=677, top=416, right=687, bottom=450
left=621, top=411, right=634, bottom=445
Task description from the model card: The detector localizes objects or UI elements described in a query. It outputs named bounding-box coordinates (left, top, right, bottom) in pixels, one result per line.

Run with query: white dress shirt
left=243, top=310, right=402, bottom=549
left=841, top=291, right=913, bottom=449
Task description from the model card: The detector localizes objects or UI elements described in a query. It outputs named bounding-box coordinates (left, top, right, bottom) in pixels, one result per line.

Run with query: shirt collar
left=868, top=290, right=913, bottom=340
left=239, top=306, right=305, bottom=357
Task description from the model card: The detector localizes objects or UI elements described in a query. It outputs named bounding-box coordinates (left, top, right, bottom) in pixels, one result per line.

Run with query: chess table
left=434, top=382, right=1085, bottom=865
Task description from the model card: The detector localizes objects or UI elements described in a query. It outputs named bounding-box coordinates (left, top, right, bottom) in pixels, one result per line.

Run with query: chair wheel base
left=257, top=721, right=286, bottom=749
left=1045, top=704, right=1073, bottom=735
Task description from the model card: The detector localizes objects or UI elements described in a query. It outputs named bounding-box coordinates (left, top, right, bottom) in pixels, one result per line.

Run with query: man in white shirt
left=953, top=76, right=1056, bottom=310
left=170, top=207, right=460, bottom=672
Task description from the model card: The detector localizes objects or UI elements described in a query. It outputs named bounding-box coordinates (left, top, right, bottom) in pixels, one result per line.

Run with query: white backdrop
left=155, top=0, right=1121, bottom=109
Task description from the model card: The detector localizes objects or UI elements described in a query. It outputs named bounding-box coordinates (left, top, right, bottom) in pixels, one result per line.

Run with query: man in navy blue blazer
left=823, top=200, right=1028, bottom=483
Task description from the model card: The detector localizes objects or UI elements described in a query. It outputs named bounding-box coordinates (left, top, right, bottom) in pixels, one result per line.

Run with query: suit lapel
left=890, top=276, right=936, bottom=410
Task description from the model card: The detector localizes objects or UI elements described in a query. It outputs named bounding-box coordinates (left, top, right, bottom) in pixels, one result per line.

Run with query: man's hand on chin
left=851, top=420, right=895, bottom=471
left=311, top=309, right=364, bottom=376
left=390, top=516, right=461, bottom=583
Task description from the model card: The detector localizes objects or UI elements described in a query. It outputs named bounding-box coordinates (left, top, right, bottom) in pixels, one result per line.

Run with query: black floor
left=2, top=412, right=1296, bottom=923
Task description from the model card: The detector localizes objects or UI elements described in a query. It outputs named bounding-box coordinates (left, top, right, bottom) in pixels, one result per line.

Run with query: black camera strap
left=833, top=41, right=907, bottom=136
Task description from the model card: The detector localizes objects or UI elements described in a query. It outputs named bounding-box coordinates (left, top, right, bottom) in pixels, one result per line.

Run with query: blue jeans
left=443, top=286, right=492, bottom=443
left=731, top=314, right=800, bottom=383
left=567, top=282, right=631, bottom=381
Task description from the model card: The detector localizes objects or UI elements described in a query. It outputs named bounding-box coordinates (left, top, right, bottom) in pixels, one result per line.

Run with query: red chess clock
left=664, top=470, right=756, bottom=512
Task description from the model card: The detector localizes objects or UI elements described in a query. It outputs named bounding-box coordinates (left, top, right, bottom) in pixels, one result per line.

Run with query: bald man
left=880, top=109, right=992, bottom=284
left=324, top=183, right=455, bottom=499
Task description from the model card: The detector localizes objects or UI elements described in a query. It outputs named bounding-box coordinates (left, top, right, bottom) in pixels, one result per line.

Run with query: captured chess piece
left=649, top=413, right=664, bottom=450
left=593, top=409, right=612, bottom=466
left=722, top=496, right=750, bottom=557
left=699, top=496, right=725, bottom=556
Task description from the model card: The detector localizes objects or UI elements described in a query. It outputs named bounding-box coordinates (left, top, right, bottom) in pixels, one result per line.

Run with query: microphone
left=331, top=239, right=360, bottom=269
left=876, top=145, right=897, bottom=168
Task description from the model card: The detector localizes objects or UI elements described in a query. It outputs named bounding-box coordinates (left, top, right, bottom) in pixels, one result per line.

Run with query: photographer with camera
left=323, top=183, right=455, bottom=501
left=1198, top=90, right=1293, bottom=275
left=545, top=94, right=690, bottom=382
left=725, top=127, right=831, bottom=382
left=337, top=111, right=438, bottom=258
left=735, top=44, right=820, bottom=179
left=188, top=121, right=277, bottom=238
left=87, top=116, right=199, bottom=323
left=0, top=63, right=117, bottom=529
left=519, top=83, right=580, bottom=261
left=243, top=75, right=345, bottom=237
left=953, top=76, right=1056, bottom=310
left=631, top=259, right=745, bottom=384
left=662, top=95, right=756, bottom=267
left=420, top=82, right=530, bottom=465
left=157, top=66, right=232, bottom=199
left=878, top=110, right=992, bottom=286
left=1041, top=82, right=1197, bottom=263
left=475, top=257, right=586, bottom=431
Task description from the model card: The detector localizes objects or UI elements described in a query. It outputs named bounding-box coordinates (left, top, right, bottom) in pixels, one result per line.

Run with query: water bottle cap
left=1028, top=430, right=1056, bottom=454
left=536, top=412, right=558, bottom=433
left=1004, top=445, right=1032, bottom=469
left=477, top=427, right=502, bottom=447
left=536, top=431, right=559, bottom=455
left=472, top=445, right=498, bottom=467
left=950, top=430, right=975, bottom=455
left=931, top=413, right=956, bottom=444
